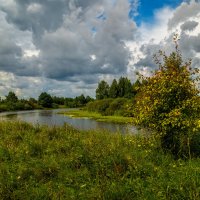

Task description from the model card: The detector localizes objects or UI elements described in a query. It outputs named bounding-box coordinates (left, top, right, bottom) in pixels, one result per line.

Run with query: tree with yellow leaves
left=134, top=35, right=200, bottom=158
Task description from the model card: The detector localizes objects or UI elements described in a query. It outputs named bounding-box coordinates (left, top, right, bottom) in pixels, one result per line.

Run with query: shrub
left=86, top=99, right=113, bottom=115
left=0, top=104, right=9, bottom=112
left=134, top=36, right=200, bottom=158
left=105, top=98, right=128, bottom=116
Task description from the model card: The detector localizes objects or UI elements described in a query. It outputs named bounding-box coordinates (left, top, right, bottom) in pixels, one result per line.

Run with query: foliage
left=0, top=121, right=200, bottom=199
left=109, top=79, right=119, bottom=98
left=5, top=91, right=18, bottom=103
left=133, top=36, right=200, bottom=157
left=38, top=92, right=53, bottom=108
left=0, top=92, right=40, bottom=111
left=96, top=77, right=139, bottom=100
left=0, top=92, right=93, bottom=112
left=105, top=98, right=129, bottom=116
left=86, top=98, right=133, bottom=117
left=52, top=96, right=65, bottom=105
left=118, top=77, right=133, bottom=98
left=96, top=80, right=110, bottom=100
left=132, top=79, right=142, bottom=96
left=86, top=98, right=113, bottom=115
left=64, top=95, right=93, bottom=108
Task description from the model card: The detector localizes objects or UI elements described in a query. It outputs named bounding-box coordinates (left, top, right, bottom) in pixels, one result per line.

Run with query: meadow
left=0, top=121, right=200, bottom=199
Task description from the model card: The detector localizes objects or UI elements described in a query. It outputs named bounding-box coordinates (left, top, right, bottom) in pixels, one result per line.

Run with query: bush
left=190, top=130, right=200, bottom=157
left=134, top=36, right=200, bottom=158
left=86, top=99, right=113, bottom=115
left=86, top=98, right=134, bottom=117
left=104, top=98, right=127, bottom=115
left=0, top=104, right=9, bottom=112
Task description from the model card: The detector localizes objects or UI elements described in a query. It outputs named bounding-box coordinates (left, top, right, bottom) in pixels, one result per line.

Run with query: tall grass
left=0, top=121, right=200, bottom=199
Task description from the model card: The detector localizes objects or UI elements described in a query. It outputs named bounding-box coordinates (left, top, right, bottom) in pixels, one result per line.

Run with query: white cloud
left=128, top=0, right=200, bottom=79
left=168, top=0, right=200, bottom=29
left=0, top=0, right=199, bottom=98
left=27, top=3, right=43, bottom=14
left=23, top=49, right=40, bottom=58
left=138, top=7, right=175, bottom=43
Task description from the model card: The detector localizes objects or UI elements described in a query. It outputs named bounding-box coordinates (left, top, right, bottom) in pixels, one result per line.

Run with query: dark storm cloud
left=0, top=0, right=136, bottom=84
left=36, top=0, right=135, bottom=81
left=1, top=0, right=70, bottom=44
left=0, top=10, right=41, bottom=77
left=134, top=43, right=162, bottom=70
left=0, top=38, right=22, bottom=72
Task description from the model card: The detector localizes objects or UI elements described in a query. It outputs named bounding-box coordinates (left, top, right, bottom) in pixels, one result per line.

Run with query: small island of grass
left=60, top=109, right=133, bottom=124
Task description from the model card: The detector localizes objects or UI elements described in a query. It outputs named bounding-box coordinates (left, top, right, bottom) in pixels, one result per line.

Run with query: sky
left=0, top=0, right=199, bottom=98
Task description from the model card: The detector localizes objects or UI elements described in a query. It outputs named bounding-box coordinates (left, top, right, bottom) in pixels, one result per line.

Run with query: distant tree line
left=0, top=77, right=144, bottom=112
left=0, top=91, right=94, bottom=112
left=84, top=77, right=144, bottom=117
left=96, top=77, right=142, bottom=100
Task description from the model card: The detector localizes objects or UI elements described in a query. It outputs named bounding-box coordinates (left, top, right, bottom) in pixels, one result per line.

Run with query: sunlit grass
left=0, top=121, right=200, bottom=199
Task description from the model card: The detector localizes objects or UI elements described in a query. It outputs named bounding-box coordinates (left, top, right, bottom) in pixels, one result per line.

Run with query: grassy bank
left=60, top=109, right=133, bottom=124
left=0, top=121, right=200, bottom=199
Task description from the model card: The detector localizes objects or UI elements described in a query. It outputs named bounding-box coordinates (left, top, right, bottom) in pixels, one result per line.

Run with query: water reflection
left=0, top=109, right=139, bottom=134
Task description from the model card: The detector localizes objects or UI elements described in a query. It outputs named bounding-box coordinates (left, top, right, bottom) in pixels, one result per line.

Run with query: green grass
left=0, top=121, right=200, bottom=199
left=60, top=109, right=133, bottom=124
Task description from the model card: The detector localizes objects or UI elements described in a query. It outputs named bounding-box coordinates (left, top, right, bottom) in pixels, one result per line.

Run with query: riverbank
left=0, top=121, right=200, bottom=199
left=60, top=109, right=133, bottom=124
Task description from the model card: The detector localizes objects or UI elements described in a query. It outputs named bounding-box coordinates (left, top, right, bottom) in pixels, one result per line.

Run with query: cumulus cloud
left=181, top=20, right=199, bottom=31
left=1, top=0, right=136, bottom=80
left=0, top=10, right=40, bottom=77
left=133, top=1, right=200, bottom=75
left=0, top=0, right=138, bottom=97
left=38, top=0, right=136, bottom=81
left=168, top=0, right=200, bottom=30
left=0, top=0, right=199, bottom=98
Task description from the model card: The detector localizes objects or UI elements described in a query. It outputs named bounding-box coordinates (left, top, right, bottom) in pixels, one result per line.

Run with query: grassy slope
left=60, top=109, right=133, bottom=124
left=0, top=121, right=200, bottom=199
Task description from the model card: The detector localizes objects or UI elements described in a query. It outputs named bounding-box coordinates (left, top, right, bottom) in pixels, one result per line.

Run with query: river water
left=0, top=109, right=140, bottom=134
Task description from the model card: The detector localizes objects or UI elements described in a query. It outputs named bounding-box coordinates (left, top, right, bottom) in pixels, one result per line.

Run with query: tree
left=132, top=79, right=142, bottom=96
left=6, top=91, right=18, bottom=103
left=124, top=78, right=133, bottom=98
left=74, top=94, right=87, bottom=107
left=85, top=96, right=93, bottom=103
left=134, top=36, right=200, bottom=157
left=29, top=97, right=37, bottom=104
left=96, top=80, right=110, bottom=100
left=109, top=79, right=118, bottom=98
left=38, top=92, right=53, bottom=108
left=52, top=96, right=65, bottom=105
left=118, top=77, right=125, bottom=97
left=118, top=77, right=133, bottom=98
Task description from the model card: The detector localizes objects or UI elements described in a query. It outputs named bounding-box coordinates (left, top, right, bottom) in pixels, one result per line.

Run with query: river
left=0, top=109, right=141, bottom=134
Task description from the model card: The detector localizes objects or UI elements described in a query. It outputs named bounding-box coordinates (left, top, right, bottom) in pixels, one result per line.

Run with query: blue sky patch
left=129, top=0, right=184, bottom=25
